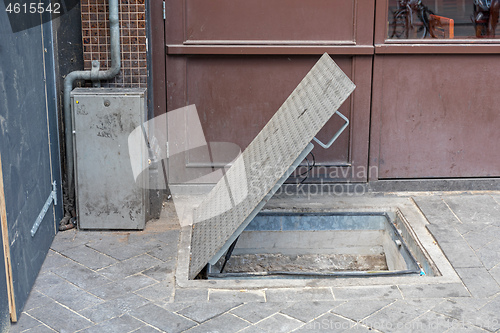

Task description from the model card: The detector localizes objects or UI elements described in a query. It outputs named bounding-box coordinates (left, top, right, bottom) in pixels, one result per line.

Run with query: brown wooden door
left=369, top=0, right=500, bottom=180
left=164, top=0, right=375, bottom=184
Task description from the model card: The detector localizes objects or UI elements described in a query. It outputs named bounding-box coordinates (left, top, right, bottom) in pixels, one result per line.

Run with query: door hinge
left=31, top=181, right=57, bottom=237
left=163, top=1, right=165, bottom=20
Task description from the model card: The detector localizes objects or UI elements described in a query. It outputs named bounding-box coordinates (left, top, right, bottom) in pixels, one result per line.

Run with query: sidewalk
left=9, top=192, right=500, bottom=333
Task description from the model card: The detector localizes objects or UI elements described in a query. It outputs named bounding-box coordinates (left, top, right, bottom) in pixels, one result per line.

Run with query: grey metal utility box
left=72, top=88, right=148, bottom=230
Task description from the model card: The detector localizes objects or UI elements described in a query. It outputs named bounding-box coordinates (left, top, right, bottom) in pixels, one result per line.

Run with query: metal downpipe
left=61, top=0, right=121, bottom=226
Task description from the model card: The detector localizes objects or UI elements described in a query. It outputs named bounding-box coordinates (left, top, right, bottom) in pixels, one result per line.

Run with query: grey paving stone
left=147, top=239, right=179, bottom=262
left=462, top=225, right=500, bottom=251
left=332, top=285, right=402, bottom=300
left=97, top=254, right=163, bottom=280
left=280, top=301, right=343, bottom=323
left=88, top=274, right=157, bottom=300
left=492, top=194, right=500, bottom=205
left=156, top=228, right=181, bottom=246
left=23, top=290, right=56, bottom=312
left=128, top=229, right=180, bottom=252
left=238, top=326, right=268, bottom=333
left=255, top=313, right=303, bottom=333
left=413, top=196, right=458, bottom=224
left=466, top=301, right=500, bottom=332
left=32, top=272, right=103, bottom=312
left=174, top=288, right=208, bottom=302
left=79, top=293, right=151, bottom=323
left=470, top=315, right=500, bottom=332
left=395, top=311, right=455, bottom=333
left=177, top=302, right=241, bottom=323
left=454, top=222, right=488, bottom=236
left=130, top=326, right=162, bottom=333
left=436, top=240, right=484, bottom=268
left=209, top=289, right=265, bottom=302
left=398, top=283, right=470, bottom=298
left=293, top=312, right=354, bottom=332
left=28, top=300, right=93, bottom=332
left=445, top=321, right=488, bottom=333
left=49, top=229, right=85, bottom=252
left=39, top=250, right=74, bottom=273
left=426, top=223, right=463, bottom=243
left=342, top=323, right=374, bottom=332
left=404, top=298, right=446, bottom=311
left=455, top=223, right=480, bottom=235
left=185, top=313, right=249, bottom=333
left=86, top=236, right=150, bottom=261
left=54, top=260, right=112, bottom=290
left=79, top=314, right=144, bottom=333
left=490, top=265, right=500, bottom=285
left=479, top=295, right=500, bottom=313
left=133, top=244, right=175, bottom=260
left=60, top=244, right=118, bottom=270
left=230, top=302, right=292, bottom=323
left=430, top=297, right=488, bottom=321
left=130, top=303, right=196, bottom=333
left=155, top=301, right=193, bottom=313
left=266, top=288, right=334, bottom=302
left=9, top=313, right=42, bottom=332
left=476, top=239, right=500, bottom=270
left=131, top=240, right=172, bottom=257
left=443, top=195, right=500, bottom=225
left=141, top=261, right=176, bottom=281
left=361, top=300, right=427, bottom=333
left=21, top=324, right=57, bottom=332
left=134, top=282, right=173, bottom=302
left=71, top=231, right=118, bottom=244
left=332, top=300, right=394, bottom=321
left=456, top=267, right=500, bottom=298
left=158, top=227, right=181, bottom=243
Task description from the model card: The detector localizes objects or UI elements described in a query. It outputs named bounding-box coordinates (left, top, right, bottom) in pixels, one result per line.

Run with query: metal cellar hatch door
left=189, top=53, right=356, bottom=279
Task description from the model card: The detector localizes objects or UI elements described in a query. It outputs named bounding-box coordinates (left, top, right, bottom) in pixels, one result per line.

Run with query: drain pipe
left=61, top=0, right=121, bottom=227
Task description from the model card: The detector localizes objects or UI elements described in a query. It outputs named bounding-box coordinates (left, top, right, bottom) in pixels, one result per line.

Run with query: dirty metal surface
left=72, top=88, right=148, bottom=230
left=219, top=253, right=389, bottom=273
left=189, top=54, right=356, bottom=279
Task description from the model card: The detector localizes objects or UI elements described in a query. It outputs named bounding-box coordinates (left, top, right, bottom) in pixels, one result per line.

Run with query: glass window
left=388, top=0, right=500, bottom=39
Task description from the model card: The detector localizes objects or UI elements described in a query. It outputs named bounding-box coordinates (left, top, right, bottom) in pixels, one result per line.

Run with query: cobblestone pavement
left=9, top=193, right=500, bottom=333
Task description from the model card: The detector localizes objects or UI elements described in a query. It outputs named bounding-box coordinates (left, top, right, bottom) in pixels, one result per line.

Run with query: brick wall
left=81, top=0, right=147, bottom=87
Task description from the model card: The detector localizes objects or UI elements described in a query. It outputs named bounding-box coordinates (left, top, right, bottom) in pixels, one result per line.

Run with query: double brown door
left=164, top=0, right=375, bottom=184
left=162, top=1, right=500, bottom=182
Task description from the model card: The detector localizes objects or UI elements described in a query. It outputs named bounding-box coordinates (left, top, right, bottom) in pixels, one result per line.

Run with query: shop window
left=388, top=0, right=500, bottom=39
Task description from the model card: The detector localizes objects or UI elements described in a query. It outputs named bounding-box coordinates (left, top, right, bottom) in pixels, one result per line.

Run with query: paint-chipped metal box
left=72, top=88, right=148, bottom=230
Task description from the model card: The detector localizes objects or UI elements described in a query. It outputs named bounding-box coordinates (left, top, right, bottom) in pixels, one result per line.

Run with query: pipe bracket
left=91, top=60, right=101, bottom=87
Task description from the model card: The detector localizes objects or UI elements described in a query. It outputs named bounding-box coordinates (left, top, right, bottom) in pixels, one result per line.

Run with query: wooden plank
left=0, top=152, right=16, bottom=322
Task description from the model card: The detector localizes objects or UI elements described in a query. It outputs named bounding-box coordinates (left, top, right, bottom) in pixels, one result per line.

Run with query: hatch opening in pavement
left=204, top=211, right=435, bottom=279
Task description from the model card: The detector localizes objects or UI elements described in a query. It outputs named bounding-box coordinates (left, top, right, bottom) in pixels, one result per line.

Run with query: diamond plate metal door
left=189, top=54, right=356, bottom=279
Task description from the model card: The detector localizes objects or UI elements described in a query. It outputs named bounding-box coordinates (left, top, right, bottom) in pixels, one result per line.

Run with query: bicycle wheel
left=391, top=10, right=409, bottom=38
left=416, top=10, right=431, bottom=38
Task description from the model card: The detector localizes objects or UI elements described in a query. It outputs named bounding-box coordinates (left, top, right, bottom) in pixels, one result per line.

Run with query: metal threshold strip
left=208, top=270, right=421, bottom=279
left=189, top=53, right=356, bottom=279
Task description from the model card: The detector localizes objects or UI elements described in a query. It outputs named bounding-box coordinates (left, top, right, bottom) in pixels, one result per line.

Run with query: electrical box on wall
left=71, top=88, right=148, bottom=230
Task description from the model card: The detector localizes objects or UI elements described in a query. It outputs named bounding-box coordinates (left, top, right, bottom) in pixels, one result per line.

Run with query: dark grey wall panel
left=0, top=3, right=63, bottom=318
left=0, top=218, right=10, bottom=332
